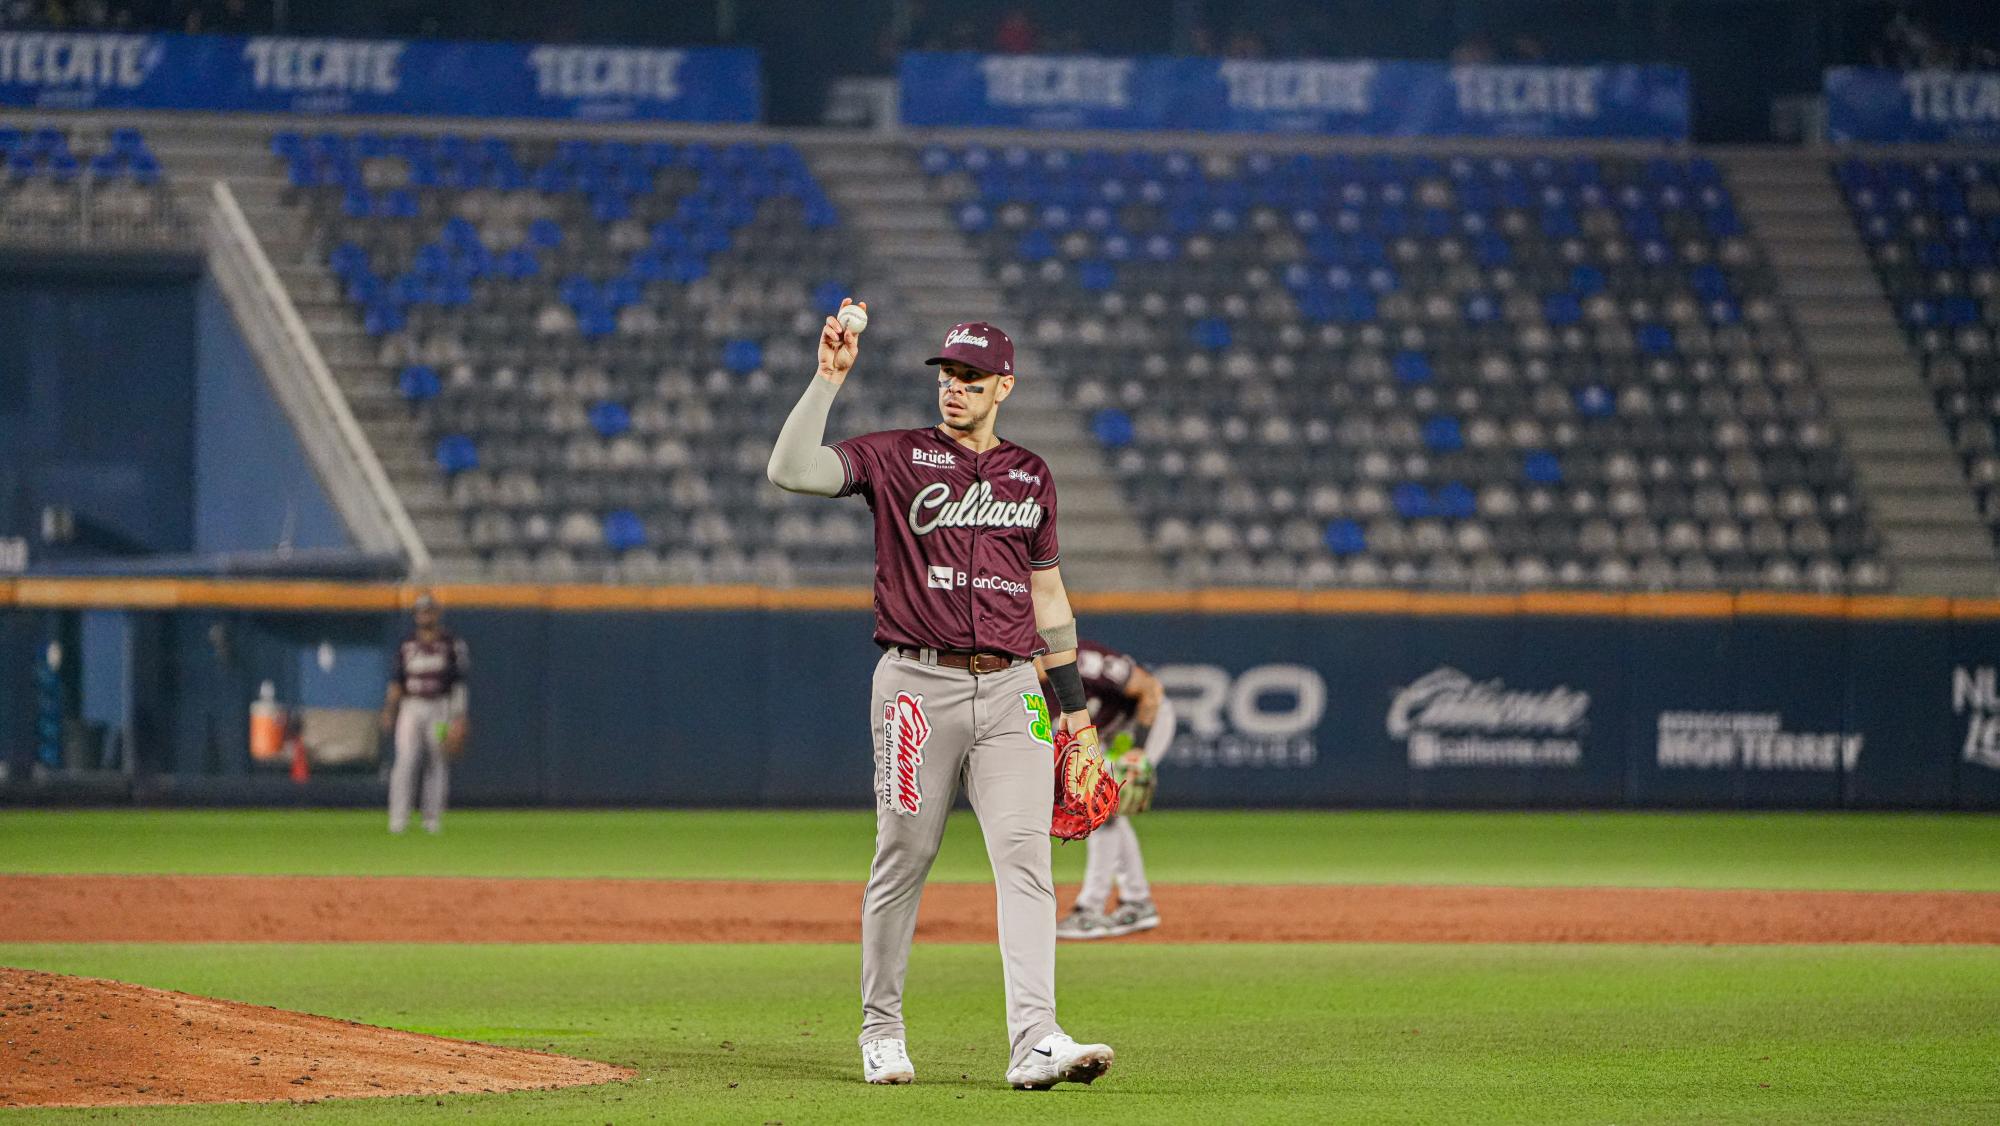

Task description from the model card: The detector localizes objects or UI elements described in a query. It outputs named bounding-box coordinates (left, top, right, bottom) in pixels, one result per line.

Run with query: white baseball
left=837, top=304, right=868, bottom=334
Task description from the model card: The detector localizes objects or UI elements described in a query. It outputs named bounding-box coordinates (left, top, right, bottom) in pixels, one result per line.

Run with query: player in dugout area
left=1039, top=640, right=1173, bottom=939
left=379, top=593, right=468, bottom=835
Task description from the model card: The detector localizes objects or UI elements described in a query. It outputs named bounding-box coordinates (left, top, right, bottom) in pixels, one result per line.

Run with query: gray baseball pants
left=389, top=695, right=452, bottom=833
left=1077, top=816, right=1152, bottom=910
left=859, top=648, right=1061, bottom=1071
left=1077, top=697, right=1173, bottom=910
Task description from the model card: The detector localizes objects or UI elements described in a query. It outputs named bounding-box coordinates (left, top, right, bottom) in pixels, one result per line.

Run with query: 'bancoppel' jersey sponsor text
left=1952, top=666, right=2000, bottom=770
left=1158, top=663, right=1324, bottom=768
left=1387, top=667, right=1588, bottom=769
left=1655, top=712, right=1861, bottom=772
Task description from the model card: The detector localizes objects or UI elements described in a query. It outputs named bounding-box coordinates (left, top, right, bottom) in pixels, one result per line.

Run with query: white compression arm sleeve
left=1141, top=697, right=1176, bottom=765
left=766, top=375, right=847, bottom=497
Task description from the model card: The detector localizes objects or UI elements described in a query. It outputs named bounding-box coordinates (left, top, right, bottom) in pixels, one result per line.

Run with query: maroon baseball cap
left=925, top=321, right=1014, bottom=376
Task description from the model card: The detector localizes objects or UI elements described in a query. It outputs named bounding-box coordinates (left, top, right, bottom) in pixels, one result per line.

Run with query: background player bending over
left=1040, top=640, right=1175, bottom=939
left=766, top=299, right=1117, bottom=1091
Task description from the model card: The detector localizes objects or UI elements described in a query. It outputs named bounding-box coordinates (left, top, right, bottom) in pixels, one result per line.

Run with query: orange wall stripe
left=6, top=578, right=2000, bottom=622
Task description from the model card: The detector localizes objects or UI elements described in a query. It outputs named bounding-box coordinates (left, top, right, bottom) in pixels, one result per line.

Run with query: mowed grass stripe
left=0, top=943, right=1993, bottom=1123
left=1, top=810, right=1997, bottom=890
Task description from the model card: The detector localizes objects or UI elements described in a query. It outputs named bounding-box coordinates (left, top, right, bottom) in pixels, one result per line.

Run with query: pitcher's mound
left=0, top=967, right=633, bottom=1108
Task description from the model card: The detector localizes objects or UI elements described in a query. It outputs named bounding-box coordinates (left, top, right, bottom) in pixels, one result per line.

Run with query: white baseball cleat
left=861, top=1037, right=914, bottom=1084
left=1006, top=1032, right=1114, bottom=1090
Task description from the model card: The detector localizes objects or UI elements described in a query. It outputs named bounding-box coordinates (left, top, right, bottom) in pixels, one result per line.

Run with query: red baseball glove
left=1051, top=724, right=1120, bottom=842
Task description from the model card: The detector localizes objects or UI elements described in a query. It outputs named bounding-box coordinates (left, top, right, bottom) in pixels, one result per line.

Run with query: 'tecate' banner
left=0, top=31, right=760, bottom=121
left=1826, top=67, right=2000, bottom=144
left=899, top=52, right=1689, bottom=140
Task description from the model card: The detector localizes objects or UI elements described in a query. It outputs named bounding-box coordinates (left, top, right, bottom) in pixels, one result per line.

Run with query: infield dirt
left=8, top=874, right=1995, bottom=1109
left=5, top=875, right=1998, bottom=944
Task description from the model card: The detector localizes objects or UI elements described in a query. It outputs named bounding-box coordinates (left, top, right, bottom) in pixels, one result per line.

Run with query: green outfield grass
left=0, top=942, right=1994, bottom=1124
left=1, top=809, right=1997, bottom=890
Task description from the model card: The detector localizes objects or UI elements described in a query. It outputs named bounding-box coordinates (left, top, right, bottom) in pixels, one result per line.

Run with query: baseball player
left=767, top=299, right=1117, bottom=1091
left=1046, top=640, right=1174, bottom=940
left=379, top=593, right=468, bottom=835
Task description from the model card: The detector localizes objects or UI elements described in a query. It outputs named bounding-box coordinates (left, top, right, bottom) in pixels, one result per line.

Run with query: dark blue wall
left=0, top=260, right=200, bottom=556
left=7, top=604, right=1997, bottom=810
left=191, top=278, right=350, bottom=555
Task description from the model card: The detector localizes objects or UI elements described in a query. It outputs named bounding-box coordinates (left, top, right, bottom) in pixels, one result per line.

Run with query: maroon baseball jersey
left=390, top=630, right=469, bottom=699
left=831, top=426, right=1059, bottom=658
left=1076, top=639, right=1142, bottom=734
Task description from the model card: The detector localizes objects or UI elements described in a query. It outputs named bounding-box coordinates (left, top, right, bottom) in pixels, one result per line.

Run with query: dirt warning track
left=3, top=875, right=1998, bottom=945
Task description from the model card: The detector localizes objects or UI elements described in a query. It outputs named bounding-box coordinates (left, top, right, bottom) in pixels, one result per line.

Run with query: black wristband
left=1046, top=661, right=1088, bottom=715
left=1132, top=724, right=1151, bottom=749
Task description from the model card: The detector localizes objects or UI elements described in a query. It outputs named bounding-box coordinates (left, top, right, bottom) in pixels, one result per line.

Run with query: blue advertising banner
left=1826, top=67, right=2000, bottom=144
left=0, top=31, right=760, bottom=121
left=10, top=602, right=1995, bottom=810
left=1947, top=616, right=2000, bottom=809
left=899, top=51, right=1689, bottom=140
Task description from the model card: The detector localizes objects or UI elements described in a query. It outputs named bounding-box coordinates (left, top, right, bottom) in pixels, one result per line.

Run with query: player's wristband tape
left=1047, top=660, right=1088, bottom=714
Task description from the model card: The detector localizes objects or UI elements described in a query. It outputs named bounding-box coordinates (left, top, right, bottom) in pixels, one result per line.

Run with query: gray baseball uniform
left=387, top=629, right=468, bottom=834
left=826, top=424, right=1067, bottom=1073
left=1070, top=641, right=1175, bottom=911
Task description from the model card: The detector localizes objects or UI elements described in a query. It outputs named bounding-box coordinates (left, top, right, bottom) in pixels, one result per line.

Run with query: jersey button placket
left=967, top=459, right=983, bottom=652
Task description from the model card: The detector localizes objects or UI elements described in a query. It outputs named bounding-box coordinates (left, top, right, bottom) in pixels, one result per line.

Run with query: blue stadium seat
left=435, top=435, right=478, bottom=475
left=723, top=339, right=764, bottom=374
left=1393, top=484, right=1434, bottom=520
left=1394, top=352, right=1433, bottom=384
left=589, top=401, right=632, bottom=438
left=1324, top=519, right=1367, bottom=556
left=398, top=365, right=441, bottom=402
left=604, top=509, right=647, bottom=552
left=1092, top=409, right=1134, bottom=449
left=1436, top=483, right=1477, bottom=520
left=1191, top=318, right=1232, bottom=350
left=1423, top=417, right=1464, bottom=452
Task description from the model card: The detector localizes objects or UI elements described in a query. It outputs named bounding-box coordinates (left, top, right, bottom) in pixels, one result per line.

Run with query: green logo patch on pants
left=1021, top=692, right=1053, bottom=747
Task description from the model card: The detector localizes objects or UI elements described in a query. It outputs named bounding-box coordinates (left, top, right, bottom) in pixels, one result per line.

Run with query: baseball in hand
left=837, top=303, right=869, bottom=335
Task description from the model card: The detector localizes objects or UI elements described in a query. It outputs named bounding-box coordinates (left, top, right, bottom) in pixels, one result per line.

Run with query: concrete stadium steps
left=805, top=140, right=1170, bottom=592
left=143, top=117, right=459, bottom=564
left=1726, top=148, right=2000, bottom=597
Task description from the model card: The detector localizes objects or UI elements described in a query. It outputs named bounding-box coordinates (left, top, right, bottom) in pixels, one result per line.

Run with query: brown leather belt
left=893, top=646, right=1022, bottom=675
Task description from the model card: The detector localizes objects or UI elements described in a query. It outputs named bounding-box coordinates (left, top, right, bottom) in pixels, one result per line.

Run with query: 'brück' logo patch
left=880, top=692, right=931, bottom=816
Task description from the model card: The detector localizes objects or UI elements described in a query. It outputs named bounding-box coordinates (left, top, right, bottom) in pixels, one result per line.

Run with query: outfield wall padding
left=4, top=586, right=1999, bottom=809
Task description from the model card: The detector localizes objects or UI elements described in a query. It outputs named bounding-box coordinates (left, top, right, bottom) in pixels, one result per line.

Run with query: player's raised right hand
left=817, top=298, right=864, bottom=385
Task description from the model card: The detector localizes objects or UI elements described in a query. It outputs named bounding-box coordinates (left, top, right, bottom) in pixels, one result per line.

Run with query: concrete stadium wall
left=3, top=581, right=1999, bottom=809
